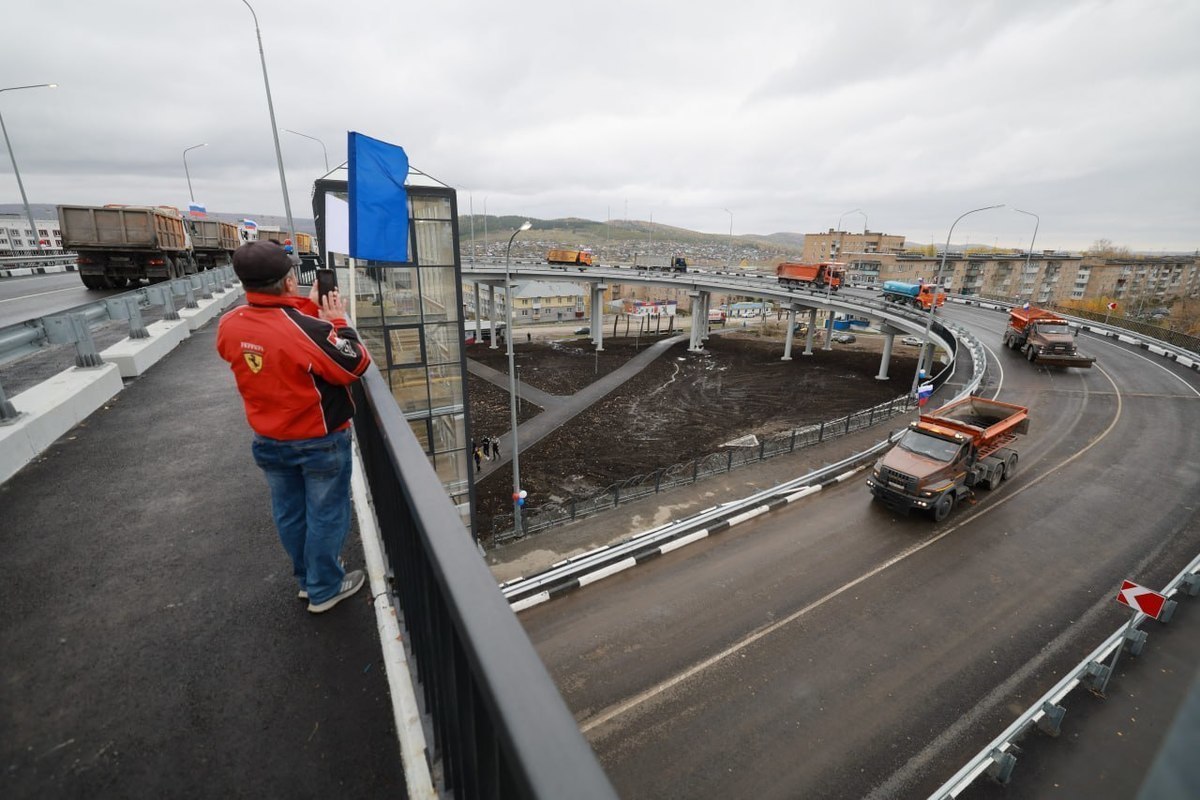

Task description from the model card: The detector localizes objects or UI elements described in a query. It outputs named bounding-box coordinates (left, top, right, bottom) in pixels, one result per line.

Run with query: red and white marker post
left=1099, top=580, right=1169, bottom=694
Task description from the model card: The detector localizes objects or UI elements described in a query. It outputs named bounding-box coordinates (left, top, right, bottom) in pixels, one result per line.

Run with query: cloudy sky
left=2, top=0, right=1197, bottom=251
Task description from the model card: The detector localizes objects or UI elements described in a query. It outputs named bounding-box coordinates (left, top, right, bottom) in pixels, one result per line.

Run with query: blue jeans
left=251, top=428, right=352, bottom=604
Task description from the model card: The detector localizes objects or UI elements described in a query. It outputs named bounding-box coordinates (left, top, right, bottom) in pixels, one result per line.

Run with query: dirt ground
left=467, top=325, right=922, bottom=540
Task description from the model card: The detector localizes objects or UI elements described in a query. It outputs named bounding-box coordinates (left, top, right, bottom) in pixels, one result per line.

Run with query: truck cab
left=1003, top=307, right=1095, bottom=368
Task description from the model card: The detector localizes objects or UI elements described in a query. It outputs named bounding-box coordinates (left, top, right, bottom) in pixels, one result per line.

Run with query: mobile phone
left=315, top=268, right=337, bottom=302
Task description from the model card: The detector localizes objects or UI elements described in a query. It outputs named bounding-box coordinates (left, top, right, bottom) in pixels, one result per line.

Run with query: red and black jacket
left=216, top=292, right=372, bottom=440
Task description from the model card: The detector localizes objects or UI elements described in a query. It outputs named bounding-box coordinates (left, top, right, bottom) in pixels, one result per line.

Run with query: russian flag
left=1022, top=301, right=1030, bottom=311
left=188, top=202, right=207, bottom=218
left=917, top=382, right=933, bottom=407
left=348, top=132, right=409, bottom=262
left=243, top=219, right=257, bottom=230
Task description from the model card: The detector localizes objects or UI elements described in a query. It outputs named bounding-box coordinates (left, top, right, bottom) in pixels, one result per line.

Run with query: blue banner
left=348, top=132, right=409, bottom=262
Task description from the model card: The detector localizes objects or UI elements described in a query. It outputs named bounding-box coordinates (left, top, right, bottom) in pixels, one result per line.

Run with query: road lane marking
left=1093, top=335, right=1200, bottom=398
left=579, top=365, right=1124, bottom=735
left=0, top=286, right=80, bottom=304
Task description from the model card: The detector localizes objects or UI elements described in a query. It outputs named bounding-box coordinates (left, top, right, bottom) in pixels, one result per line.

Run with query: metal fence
left=491, top=393, right=920, bottom=543
left=351, top=367, right=616, bottom=799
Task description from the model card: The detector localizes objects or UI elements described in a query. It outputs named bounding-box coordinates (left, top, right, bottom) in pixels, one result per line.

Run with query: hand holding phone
left=315, top=268, right=337, bottom=302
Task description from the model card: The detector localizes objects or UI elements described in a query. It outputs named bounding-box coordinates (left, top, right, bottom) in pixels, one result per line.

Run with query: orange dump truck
left=1002, top=306, right=1095, bottom=368
left=866, top=396, right=1029, bottom=522
left=547, top=249, right=593, bottom=266
left=775, top=262, right=843, bottom=291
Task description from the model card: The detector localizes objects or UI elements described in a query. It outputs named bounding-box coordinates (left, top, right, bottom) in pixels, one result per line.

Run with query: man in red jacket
left=216, top=241, right=372, bottom=613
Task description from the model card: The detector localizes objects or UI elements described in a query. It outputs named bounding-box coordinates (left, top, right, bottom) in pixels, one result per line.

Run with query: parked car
left=832, top=332, right=857, bottom=344
left=901, top=335, right=923, bottom=346
left=574, top=326, right=590, bottom=335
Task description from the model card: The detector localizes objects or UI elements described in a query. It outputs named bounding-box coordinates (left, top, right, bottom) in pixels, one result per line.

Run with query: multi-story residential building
left=0, top=214, right=66, bottom=256
left=802, top=227, right=1198, bottom=307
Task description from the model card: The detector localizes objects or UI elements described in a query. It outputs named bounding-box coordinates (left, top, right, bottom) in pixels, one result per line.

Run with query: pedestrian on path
left=474, top=446, right=483, bottom=471
left=482, top=435, right=492, bottom=461
left=216, top=240, right=372, bottom=614
left=491, top=438, right=500, bottom=460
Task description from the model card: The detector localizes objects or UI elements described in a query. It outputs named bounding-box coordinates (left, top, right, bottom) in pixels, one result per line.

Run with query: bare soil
left=468, top=329, right=921, bottom=540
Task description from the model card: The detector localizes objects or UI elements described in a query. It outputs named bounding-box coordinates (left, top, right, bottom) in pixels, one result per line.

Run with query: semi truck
left=866, top=395, right=1029, bottom=522
left=881, top=280, right=946, bottom=310
left=59, top=204, right=196, bottom=289
left=642, top=255, right=688, bottom=272
left=187, top=219, right=239, bottom=271
left=1002, top=306, right=1095, bottom=368
left=548, top=249, right=593, bottom=267
left=775, top=262, right=843, bottom=291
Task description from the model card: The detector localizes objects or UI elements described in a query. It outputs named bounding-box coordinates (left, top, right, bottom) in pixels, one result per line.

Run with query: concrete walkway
left=470, top=333, right=688, bottom=481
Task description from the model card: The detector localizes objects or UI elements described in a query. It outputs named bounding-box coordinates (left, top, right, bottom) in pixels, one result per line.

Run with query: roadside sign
left=1116, top=580, right=1167, bottom=619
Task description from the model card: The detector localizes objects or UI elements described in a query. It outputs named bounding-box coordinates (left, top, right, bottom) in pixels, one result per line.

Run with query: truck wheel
left=932, top=493, right=955, bottom=522
left=80, top=273, right=107, bottom=290
left=1003, top=454, right=1017, bottom=480
left=1026, top=346, right=1036, bottom=362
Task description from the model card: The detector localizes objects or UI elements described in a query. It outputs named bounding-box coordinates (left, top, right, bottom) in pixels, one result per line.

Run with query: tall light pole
left=284, top=128, right=329, bottom=173
left=723, top=208, right=734, bottom=268
left=506, top=221, right=532, bottom=536
left=182, top=143, right=207, bottom=204
left=912, top=204, right=1004, bottom=393
left=240, top=0, right=295, bottom=244
left=825, top=208, right=864, bottom=350
left=1, top=83, right=57, bottom=253
left=1012, top=207, right=1040, bottom=304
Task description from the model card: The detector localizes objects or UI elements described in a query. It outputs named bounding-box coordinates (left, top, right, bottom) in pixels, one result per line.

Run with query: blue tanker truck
left=881, top=280, right=945, bottom=310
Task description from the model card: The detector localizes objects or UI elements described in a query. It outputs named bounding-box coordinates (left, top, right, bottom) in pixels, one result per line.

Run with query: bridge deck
left=0, top=320, right=405, bottom=796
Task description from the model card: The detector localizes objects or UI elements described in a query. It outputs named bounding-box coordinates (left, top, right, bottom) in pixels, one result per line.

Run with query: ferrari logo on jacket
left=243, top=352, right=264, bottom=373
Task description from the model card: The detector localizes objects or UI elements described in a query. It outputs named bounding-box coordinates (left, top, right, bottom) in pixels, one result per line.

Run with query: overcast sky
left=1, top=0, right=1197, bottom=251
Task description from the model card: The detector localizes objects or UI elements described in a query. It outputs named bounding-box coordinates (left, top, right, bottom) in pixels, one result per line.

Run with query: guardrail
left=929, top=553, right=1200, bottom=798
left=351, top=367, right=616, bottom=799
left=0, top=253, right=78, bottom=268
left=0, top=269, right=233, bottom=369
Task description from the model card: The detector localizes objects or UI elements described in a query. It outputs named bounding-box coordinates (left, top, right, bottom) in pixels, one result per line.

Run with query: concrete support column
left=688, top=292, right=704, bottom=352
left=782, top=306, right=796, bottom=361
left=803, top=308, right=817, bottom=355
left=590, top=283, right=606, bottom=351
left=919, top=342, right=933, bottom=375
left=488, top=284, right=498, bottom=350
left=876, top=330, right=895, bottom=380
left=823, top=305, right=834, bottom=351
left=472, top=282, right=481, bottom=339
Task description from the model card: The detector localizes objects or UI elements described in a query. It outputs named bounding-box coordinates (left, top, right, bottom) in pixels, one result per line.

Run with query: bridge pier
left=688, top=291, right=710, bottom=352
left=488, top=284, right=498, bottom=350
left=590, top=283, right=606, bottom=351
left=877, top=325, right=900, bottom=380
left=472, top=282, right=482, bottom=340
left=802, top=308, right=817, bottom=355
left=782, top=306, right=797, bottom=361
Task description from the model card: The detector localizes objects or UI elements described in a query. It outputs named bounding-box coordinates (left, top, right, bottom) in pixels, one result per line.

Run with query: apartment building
left=0, top=214, right=66, bottom=256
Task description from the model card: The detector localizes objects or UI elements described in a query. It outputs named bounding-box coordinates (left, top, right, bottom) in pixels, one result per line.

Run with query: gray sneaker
left=306, top=570, right=366, bottom=613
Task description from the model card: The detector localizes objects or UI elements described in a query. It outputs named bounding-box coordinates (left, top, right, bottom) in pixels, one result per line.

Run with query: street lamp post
left=240, top=0, right=295, bottom=245
left=284, top=128, right=329, bottom=173
left=825, top=208, right=864, bottom=350
left=911, top=204, right=1004, bottom=393
left=182, top=143, right=207, bottom=204
left=1012, top=207, right=1040, bottom=304
left=506, top=221, right=532, bottom=536
left=1, top=83, right=57, bottom=252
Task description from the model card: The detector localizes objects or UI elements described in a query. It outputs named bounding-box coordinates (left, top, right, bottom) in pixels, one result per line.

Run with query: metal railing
left=930, top=553, right=1200, bottom=798
left=352, top=367, right=616, bottom=799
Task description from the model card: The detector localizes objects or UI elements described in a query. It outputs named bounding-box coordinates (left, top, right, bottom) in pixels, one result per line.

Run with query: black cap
left=233, top=240, right=294, bottom=287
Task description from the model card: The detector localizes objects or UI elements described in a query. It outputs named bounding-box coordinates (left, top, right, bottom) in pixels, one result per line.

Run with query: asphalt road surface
left=519, top=303, right=1200, bottom=798
left=0, top=271, right=123, bottom=327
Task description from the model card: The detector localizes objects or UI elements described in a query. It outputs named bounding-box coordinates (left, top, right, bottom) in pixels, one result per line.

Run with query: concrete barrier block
left=179, top=294, right=226, bottom=331
left=100, top=318, right=191, bottom=378
left=0, top=363, right=123, bottom=485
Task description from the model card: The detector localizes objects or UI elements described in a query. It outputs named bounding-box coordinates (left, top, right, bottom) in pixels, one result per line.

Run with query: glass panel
left=407, top=418, right=431, bottom=452
left=424, top=321, right=462, bottom=367
left=432, top=446, right=469, bottom=488
left=352, top=266, right=385, bottom=326
left=391, top=366, right=431, bottom=414
left=411, top=195, right=452, bottom=220
left=414, top=220, right=454, bottom=266
left=388, top=327, right=424, bottom=367
left=430, top=411, right=466, bottom=455
left=427, top=363, right=463, bottom=412
left=380, top=266, right=421, bottom=321
left=420, top=265, right=459, bottom=320
left=358, top=327, right=388, bottom=363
